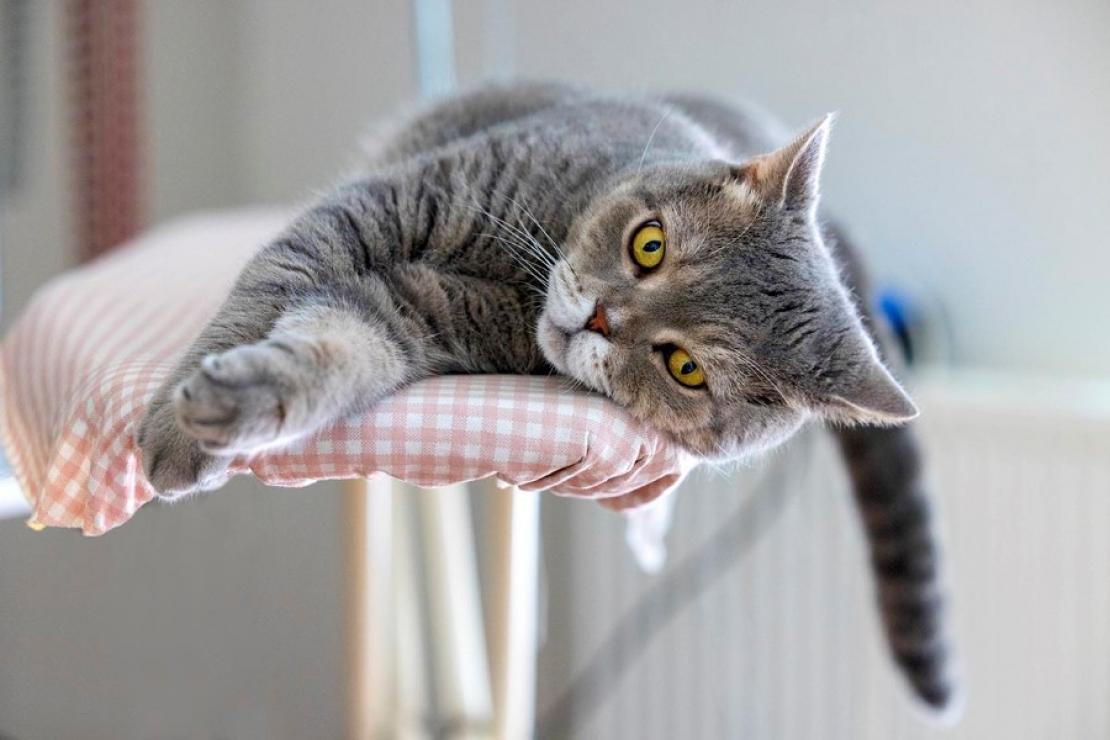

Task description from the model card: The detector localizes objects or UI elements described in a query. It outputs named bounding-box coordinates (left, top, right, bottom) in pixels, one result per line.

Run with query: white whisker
left=734, top=349, right=789, bottom=404
left=506, top=194, right=567, bottom=260
left=466, top=201, right=558, bottom=272
left=637, top=107, right=673, bottom=173
left=474, top=232, right=550, bottom=286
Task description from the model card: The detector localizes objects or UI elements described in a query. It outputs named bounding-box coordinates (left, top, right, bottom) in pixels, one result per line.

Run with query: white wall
left=236, top=0, right=414, bottom=203
left=504, top=0, right=1110, bottom=377
left=146, top=0, right=417, bottom=216
left=145, top=0, right=246, bottom=221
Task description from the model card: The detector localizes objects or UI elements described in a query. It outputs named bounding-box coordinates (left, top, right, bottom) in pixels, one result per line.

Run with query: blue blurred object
left=875, top=280, right=956, bottom=369
left=877, top=288, right=916, bottom=366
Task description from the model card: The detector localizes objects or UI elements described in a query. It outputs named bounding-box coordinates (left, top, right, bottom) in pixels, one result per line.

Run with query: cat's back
left=361, top=81, right=787, bottom=172
left=361, top=81, right=590, bottom=166
left=658, top=92, right=788, bottom=160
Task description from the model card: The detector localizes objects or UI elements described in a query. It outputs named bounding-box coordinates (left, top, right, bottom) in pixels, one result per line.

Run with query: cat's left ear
left=817, top=348, right=919, bottom=426
left=735, top=114, right=834, bottom=212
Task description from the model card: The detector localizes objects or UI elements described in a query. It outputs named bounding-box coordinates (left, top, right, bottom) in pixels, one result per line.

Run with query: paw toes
left=200, top=353, right=237, bottom=385
left=173, top=349, right=291, bottom=454
left=199, top=348, right=270, bottom=387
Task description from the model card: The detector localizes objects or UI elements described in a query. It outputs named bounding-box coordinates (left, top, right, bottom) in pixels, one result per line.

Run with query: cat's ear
left=816, top=337, right=919, bottom=425
left=816, top=321, right=919, bottom=426
left=736, top=114, right=834, bottom=212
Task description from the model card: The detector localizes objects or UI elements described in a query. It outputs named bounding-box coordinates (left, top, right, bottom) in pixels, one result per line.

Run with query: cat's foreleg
left=140, top=174, right=447, bottom=497
left=138, top=278, right=287, bottom=497
left=140, top=291, right=422, bottom=498
left=175, top=299, right=412, bottom=457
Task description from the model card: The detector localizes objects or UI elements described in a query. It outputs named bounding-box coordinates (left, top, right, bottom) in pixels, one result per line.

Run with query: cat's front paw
left=138, top=397, right=231, bottom=499
left=174, top=343, right=300, bottom=455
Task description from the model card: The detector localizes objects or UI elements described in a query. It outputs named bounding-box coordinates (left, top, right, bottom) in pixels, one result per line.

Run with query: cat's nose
left=584, top=302, right=611, bottom=338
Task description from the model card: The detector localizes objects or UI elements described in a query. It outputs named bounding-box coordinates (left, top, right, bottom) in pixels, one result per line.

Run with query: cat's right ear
left=733, top=114, right=834, bottom=213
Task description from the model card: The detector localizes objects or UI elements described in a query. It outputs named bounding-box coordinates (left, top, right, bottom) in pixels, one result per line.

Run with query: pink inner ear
left=780, top=117, right=831, bottom=207
left=740, top=115, right=833, bottom=209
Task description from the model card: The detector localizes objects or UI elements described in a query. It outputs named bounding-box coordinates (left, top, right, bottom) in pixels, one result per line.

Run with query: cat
left=138, top=81, right=955, bottom=714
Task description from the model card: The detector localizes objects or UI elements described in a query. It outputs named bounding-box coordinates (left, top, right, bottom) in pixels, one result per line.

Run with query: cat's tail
left=834, top=422, right=960, bottom=719
left=821, top=220, right=960, bottom=719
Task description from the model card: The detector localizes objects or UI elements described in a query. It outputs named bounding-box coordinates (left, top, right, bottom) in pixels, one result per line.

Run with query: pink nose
left=585, top=302, right=611, bottom=338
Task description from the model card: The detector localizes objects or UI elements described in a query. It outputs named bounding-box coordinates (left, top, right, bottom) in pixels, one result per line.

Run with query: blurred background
left=2, top=1, right=1109, bottom=738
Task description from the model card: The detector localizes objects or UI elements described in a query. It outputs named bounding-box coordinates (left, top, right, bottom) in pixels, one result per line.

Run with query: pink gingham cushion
left=0, top=210, right=695, bottom=535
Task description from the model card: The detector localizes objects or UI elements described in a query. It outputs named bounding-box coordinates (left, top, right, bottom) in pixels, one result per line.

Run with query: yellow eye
left=667, top=347, right=706, bottom=388
left=630, top=221, right=666, bottom=270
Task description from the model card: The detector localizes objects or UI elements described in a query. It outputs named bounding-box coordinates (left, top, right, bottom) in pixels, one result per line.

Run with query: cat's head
left=537, top=116, right=917, bottom=460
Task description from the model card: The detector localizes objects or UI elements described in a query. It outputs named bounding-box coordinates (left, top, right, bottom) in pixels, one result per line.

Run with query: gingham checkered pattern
left=0, top=210, right=695, bottom=535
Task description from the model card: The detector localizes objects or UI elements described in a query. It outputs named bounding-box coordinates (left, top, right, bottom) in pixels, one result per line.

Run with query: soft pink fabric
left=0, top=210, right=695, bottom=535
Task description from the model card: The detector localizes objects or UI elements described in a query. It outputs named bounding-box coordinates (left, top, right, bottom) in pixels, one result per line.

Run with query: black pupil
left=681, top=360, right=696, bottom=375
left=642, top=240, right=661, bottom=253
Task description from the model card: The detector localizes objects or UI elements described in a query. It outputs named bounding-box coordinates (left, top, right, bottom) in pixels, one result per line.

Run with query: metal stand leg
left=416, top=483, right=494, bottom=738
left=488, top=485, right=541, bottom=740
left=345, top=476, right=394, bottom=740
left=347, top=478, right=540, bottom=740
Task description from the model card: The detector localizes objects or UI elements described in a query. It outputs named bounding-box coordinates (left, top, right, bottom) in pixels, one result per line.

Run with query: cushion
left=0, top=210, right=694, bottom=535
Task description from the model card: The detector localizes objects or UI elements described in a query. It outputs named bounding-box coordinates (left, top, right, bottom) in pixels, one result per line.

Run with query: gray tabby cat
left=138, top=82, right=955, bottom=713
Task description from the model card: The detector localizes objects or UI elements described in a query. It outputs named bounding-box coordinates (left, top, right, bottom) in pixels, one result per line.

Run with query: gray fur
left=137, top=82, right=954, bottom=712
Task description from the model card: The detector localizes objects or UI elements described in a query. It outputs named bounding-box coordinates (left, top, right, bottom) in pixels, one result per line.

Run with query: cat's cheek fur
left=607, top=361, right=715, bottom=440
left=542, top=262, right=595, bottom=334
left=535, top=317, right=570, bottom=375
left=682, top=406, right=807, bottom=462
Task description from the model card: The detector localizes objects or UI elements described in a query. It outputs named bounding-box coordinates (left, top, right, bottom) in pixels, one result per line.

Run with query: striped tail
left=835, top=423, right=958, bottom=714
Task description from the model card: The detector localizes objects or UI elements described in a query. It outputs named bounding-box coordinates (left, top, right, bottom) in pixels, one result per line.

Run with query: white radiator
left=534, top=371, right=1110, bottom=739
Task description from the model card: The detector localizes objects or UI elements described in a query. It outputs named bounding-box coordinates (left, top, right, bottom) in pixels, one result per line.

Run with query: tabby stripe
left=765, top=248, right=799, bottom=262
left=331, top=205, right=375, bottom=275
left=779, top=316, right=815, bottom=337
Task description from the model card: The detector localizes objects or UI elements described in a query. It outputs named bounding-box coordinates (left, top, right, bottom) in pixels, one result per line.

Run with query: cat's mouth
left=536, top=263, right=615, bottom=391
left=536, top=313, right=612, bottom=393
